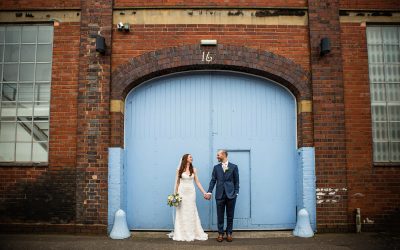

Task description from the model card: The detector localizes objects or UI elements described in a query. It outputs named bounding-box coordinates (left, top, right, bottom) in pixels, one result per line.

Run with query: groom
left=205, top=150, right=239, bottom=242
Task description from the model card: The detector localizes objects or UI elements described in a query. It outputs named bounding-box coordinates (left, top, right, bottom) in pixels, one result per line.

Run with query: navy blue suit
left=207, top=162, right=240, bottom=235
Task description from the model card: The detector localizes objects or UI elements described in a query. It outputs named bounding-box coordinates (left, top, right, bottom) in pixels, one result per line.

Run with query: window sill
left=373, top=162, right=400, bottom=167
left=0, top=162, right=48, bottom=167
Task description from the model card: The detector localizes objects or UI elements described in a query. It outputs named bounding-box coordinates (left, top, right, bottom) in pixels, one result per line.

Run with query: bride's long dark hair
left=178, top=154, right=194, bottom=178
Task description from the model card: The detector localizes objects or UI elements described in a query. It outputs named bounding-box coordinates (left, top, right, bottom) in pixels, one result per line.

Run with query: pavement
left=0, top=231, right=399, bottom=250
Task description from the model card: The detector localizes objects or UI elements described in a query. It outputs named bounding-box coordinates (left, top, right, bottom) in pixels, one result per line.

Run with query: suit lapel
left=217, top=163, right=224, bottom=177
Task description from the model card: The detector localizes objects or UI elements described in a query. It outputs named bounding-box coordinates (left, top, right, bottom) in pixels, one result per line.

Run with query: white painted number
left=202, top=51, right=213, bottom=63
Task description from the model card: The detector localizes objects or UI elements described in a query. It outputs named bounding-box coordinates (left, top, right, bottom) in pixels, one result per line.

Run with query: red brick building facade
left=0, top=0, right=399, bottom=234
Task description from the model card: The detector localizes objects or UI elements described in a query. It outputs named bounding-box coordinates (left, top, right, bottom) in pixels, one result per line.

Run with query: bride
left=169, top=154, right=208, bottom=241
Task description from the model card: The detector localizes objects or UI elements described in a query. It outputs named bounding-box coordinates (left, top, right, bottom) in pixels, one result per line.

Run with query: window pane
left=373, top=142, right=389, bottom=162
left=16, top=142, right=31, bottom=161
left=367, top=27, right=382, bottom=44
left=3, top=64, right=18, bottom=82
left=35, top=82, right=50, bottom=102
left=387, top=83, right=400, bottom=102
left=37, top=26, right=53, bottom=44
left=0, top=27, right=4, bottom=43
left=370, top=83, right=386, bottom=102
left=19, top=63, right=35, bottom=81
left=385, top=65, right=400, bottom=82
left=368, top=45, right=384, bottom=63
left=36, top=44, right=52, bottom=62
left=0, top=142, right=15, bottom=161
left=34, top=102, right=49, bottom=116
left=18, top=83, right=34, bottom=102
left=17, top=102, right=33, bottom=117
left=389, top=122, right=400, bottom=141
left=0, top=44, right=4, bottom=62
left=34, top=121, right=49, bottom=137
left=1, top=102, right=16, bottom=118
left=20, top=44, right=36, bottom=62
left=373, top=122, right=388, bottom=141
left=4, top=44, right=19, bottom=62
left=369, top=64, right=385, bottom=82
left=32, top=142, right=47, bottom=162
left=16, top=122, right=32, bottom=141
left=371, top=105, right=387, bottom=121
left=391, top=142, right=400, bottom=162
left=21, top=26, right=37, bottom=43
left=2, top=83, right=17, bottom=101
left=382, top=26, right=398, bottom=44
left=384, top=45, right=400, bottom=63
left=5, top=26, right=20, bottom=43
left=388, top=105, right=400, bottom=121
left=0, top=122, right=16, bottom=141
left=35, top=63, right=51, bottom=81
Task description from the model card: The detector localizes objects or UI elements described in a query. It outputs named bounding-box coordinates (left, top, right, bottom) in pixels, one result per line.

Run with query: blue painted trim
left=297, top=147, right=316, bottom=231
left=107, top=147, right=124, bottom=233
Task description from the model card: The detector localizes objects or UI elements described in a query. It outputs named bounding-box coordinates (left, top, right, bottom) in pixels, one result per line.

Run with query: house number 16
left=202, top=51, right=213, bottom=63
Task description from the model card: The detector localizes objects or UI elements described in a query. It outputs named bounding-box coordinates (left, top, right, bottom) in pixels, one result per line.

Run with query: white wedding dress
left=169, top=172, right=208, bottom=241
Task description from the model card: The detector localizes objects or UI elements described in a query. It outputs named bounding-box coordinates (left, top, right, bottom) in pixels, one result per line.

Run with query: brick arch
left=111, top=44, right=311, bottom=100
left=110, top=44, right=313, bottom=148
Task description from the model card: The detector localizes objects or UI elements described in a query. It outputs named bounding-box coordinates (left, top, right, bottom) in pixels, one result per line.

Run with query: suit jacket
left=207, top=162, right=239, bottom=199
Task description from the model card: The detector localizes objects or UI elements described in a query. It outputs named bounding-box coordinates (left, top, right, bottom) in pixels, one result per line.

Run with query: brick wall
left=0, top=22, right=80, bottom=226
left=341, top=23, right=400, bottom=232
left=0, top=0, right=80, bottom=9
left=114, top=0, right=307, bottom=8
left=340, top=0, right=400, bottom=10
left=75, top=0, right=112, bottom=229
left=308, top=0, right=348, bottom=232
left=112, top=24, right=310, bottom=73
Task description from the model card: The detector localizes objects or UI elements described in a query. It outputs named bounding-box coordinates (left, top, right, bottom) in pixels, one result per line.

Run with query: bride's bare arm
left=175, top=169, right=180, bottom=194
left=193, top=168, right=206, bottom=195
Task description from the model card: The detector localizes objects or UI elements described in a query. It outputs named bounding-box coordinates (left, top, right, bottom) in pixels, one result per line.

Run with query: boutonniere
left=224, top=167, right=230, bottom=173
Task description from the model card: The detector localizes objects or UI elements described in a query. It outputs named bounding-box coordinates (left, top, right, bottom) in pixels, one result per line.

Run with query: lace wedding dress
left=168, top=172, right=208, bottom=241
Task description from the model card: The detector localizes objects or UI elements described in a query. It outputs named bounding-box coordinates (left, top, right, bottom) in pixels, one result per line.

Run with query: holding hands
left=203, top=193, right=212, bottom=200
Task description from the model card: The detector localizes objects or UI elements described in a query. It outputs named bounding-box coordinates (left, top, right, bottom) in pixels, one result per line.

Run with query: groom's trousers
left=216, top=190, right=237, bottom=235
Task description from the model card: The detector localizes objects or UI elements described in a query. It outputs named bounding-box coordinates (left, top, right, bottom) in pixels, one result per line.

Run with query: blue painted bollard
left=109, top=209, right=131, bottom=239
left=293, top=208, right=314, bottom=238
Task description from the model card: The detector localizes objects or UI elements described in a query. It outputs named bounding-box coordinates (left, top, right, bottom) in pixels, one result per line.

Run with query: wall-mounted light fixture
left=96, top=35, right=106, bottom=54
left=117, top=22, right=130, bottom=32
left=200, top=39, right=217, bottom=46
left=320, top=37, right=331, bottom=56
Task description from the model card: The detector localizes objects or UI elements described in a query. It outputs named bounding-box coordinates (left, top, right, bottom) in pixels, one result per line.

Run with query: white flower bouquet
left=167, top=193, right=182, bottom=207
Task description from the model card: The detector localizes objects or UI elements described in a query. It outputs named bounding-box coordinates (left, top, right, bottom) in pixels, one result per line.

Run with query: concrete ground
left=0, top=231, right=399, bottom=250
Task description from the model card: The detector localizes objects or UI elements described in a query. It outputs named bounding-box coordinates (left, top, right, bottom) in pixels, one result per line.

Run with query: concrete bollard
left=109, top=209, right=131, bottom=239
left=293, top=208, right=314, bottom=238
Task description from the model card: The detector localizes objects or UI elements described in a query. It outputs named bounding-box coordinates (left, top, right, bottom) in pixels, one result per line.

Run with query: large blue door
left=125, top=71, right=297, bottom=230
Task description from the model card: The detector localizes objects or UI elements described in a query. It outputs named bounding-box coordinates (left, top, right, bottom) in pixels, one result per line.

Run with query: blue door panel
left=125, top=71, right=297, bottom=230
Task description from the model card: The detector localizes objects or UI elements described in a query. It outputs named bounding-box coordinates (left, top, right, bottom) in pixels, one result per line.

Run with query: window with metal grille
left=0, top=25, right=53, bottom=163
left=367, top=26, right=400, bottom=163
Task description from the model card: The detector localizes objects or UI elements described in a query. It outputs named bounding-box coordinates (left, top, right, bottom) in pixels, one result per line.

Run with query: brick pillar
left=308, top=1, right=348, bottom=231
left=76, top=0, right=112, bottom=227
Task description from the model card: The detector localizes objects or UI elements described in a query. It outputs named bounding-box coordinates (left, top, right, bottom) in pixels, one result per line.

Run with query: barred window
left=0, top=25, right=53, bottom=163
left=367, top=26, right=400, bottom=163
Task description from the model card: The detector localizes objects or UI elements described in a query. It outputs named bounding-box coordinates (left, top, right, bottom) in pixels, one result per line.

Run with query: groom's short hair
left=219, top=149, right=228, bottom=157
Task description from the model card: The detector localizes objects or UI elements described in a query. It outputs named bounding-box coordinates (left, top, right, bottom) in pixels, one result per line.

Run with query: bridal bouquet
left=167, top=193, right=182, bottom=207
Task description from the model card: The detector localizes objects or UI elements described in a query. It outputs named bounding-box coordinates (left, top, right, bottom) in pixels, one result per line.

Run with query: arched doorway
left=124, top=71, right=297, bottom=230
